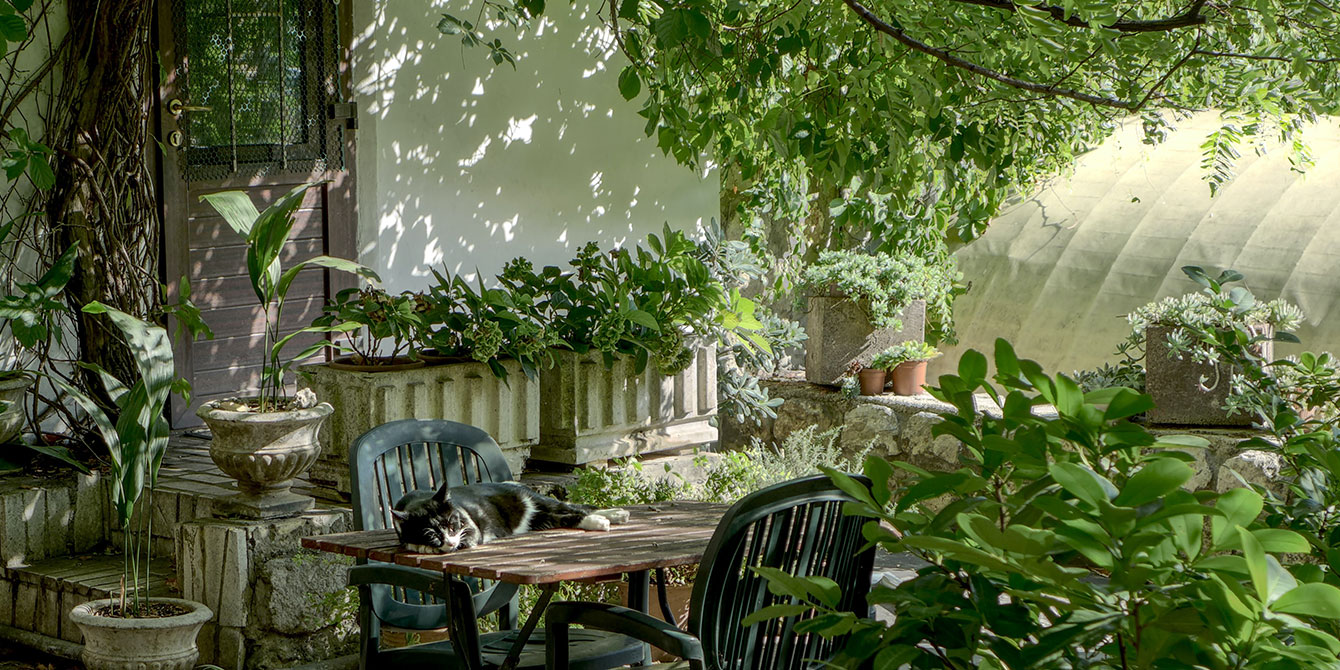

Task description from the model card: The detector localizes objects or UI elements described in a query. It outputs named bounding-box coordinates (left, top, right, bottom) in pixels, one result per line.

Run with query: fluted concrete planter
left=1145, top=325, right=1273, bottom=426
left=532, top=346, right=718, bottom=465
left=0, top=373, right=32, bottom=445
left=196, top=400, right=332, bottom=518
left=300, top=358, right=538, bottom=500
left=69, top=598, right=213, bottom=670
left=804, top=298, right=925, bottom=386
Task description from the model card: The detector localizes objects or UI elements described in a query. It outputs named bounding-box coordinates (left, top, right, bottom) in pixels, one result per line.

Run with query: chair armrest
left=546, top=601, right=704, bottom=664
left=348, top=563, right=449, bottom=599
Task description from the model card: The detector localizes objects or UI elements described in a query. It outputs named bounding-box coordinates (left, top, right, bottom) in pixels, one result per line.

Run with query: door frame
left=155, top=0, right=359, bottom=426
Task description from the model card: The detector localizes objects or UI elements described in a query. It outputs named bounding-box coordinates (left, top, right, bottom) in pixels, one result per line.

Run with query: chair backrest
left=686, top=474, right=875, bottom=670
left=348, top=418, right=515, bottom=631
left=350, top=418, right=515, bottom=532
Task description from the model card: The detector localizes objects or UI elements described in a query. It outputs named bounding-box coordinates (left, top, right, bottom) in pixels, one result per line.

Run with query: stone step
left=0, top=554, right=175, bottom=644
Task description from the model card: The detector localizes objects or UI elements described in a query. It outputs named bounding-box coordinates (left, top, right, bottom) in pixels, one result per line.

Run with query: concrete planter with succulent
left=1126, top=266, right=1301, bottom=426
left=799, top=249, right=957, bottom=385
left=52, top=303, right=212, bottom=670
left=873, top=340, right=942, bottom=396
left=195, top=182, right=379, bottom=516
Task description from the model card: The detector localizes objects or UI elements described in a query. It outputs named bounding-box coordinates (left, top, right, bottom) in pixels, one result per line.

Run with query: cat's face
left=391, top=487, right=477, bottom=553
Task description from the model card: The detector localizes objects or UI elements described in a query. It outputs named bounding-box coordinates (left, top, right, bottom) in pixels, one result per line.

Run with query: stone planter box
left=1143, top=325, right=1272, bottom=426
left=531, top=346, right=718, bottom=465
left=300, top=358, right=539, bottom=500
left=804, top=297, right=925, bottom=386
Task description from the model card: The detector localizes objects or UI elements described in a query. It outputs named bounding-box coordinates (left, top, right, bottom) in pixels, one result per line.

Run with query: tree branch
left=842, top=0, right=1140, bottom=109
left=951, top=0, right=1208, bottom=32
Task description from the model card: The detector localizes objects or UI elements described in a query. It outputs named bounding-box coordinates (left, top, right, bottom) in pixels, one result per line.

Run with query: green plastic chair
left=545, top=473, right=877, bottom=670
left=346, top=418, right=643, bottom=670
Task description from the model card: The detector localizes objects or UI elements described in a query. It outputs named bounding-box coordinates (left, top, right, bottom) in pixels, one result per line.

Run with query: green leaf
left=1213, top=487, right=1263, bottom=546
left=1273, top=583, right=1340, bottom=619
left=1102, top=389, right=1154, bottom=421
left=618, top=66, right=642, bottom=100
left=26, top=155, right=53, bottom=189
left=1251, top=529, right=1311, bottom=555
left=199, top=189, right=261, bottom=238
left=0, top=14, right=25, bottom=41
left=625, top=308, right=658, bottom=331
left=1049, top=462, right=1116, bottom=507
left=740, top=603, right=813, bottom=626
left=1112, top=458, right=1194, bottom=507
left=958, top=349, right=987, bottom=384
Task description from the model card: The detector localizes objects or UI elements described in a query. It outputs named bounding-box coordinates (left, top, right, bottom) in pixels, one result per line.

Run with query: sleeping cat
left=390, top=481, right=630, bottom=553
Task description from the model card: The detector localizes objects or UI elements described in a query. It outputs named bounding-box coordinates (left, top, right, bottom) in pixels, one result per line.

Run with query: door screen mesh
left=173, top=0, right=343, bottom=181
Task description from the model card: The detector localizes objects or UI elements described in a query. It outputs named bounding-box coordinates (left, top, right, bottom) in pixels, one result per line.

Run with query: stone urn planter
left=69, top=598, right=213, bottom=670
left=532, top=346, right=718, bottom=465
left=0, top=372, right=32, bottom=444
left=196, top=400, right=332, bottom=518
left=1145, top=325, right=1272, bottom=426
left=804, top=298, right=925, bottom=386
left=300, top=358, right=538, bottom=500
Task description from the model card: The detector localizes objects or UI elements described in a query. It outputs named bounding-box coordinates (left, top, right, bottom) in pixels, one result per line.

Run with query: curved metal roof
left=934, top=115, right=1340, bottom=378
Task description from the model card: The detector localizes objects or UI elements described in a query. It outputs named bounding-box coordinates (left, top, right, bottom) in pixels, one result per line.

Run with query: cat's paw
left=594, top=508, right=630, bottom=525
left=578, top=514, right=612, bottom=531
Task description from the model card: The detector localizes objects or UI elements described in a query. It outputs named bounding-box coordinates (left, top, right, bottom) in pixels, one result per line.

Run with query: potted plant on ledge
left=875, top=340, right=941, bottom=395
left=195, top=182, right=378, bottom=517
left=799, top=249, right=958, bottom=386
left=57, top=303, right=212, bottom=670
left=316, top=286, right=429, bottom=372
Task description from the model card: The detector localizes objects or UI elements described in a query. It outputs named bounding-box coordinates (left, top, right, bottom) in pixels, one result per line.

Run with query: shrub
left=751, top=339, right=1340, bottom=668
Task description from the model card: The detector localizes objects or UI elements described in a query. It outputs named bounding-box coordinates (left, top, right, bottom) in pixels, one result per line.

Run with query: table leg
left=627, top=570, right=652, bottom=666
left=499, top=585, right=555, bottom=670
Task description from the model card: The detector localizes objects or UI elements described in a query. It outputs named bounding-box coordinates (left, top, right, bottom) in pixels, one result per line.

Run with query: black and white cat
left=390, top=482, right=630, bottom=553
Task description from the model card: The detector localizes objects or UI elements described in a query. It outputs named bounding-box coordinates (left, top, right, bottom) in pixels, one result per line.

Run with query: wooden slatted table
left=302, top=500, right=731, bottom=669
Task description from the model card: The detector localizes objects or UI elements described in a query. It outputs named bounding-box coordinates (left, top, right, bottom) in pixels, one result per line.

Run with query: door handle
left=168, top=98, right=212, bottom=115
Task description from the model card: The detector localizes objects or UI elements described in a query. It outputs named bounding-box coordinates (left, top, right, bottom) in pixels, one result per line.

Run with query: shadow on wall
left=351, top=0, right=718, bottom=291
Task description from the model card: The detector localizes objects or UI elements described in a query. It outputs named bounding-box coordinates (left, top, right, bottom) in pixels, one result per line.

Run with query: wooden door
left=157, top=0, right=357, bottom=426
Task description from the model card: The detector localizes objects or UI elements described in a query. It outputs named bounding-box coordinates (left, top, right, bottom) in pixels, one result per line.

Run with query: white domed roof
left=935, top=114, right=1340, bottom=378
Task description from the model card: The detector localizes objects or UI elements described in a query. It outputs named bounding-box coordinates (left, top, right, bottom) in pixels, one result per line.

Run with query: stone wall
left=178, top=510, right=356, bottom=670
left=722, top=380, right=1283, bottom=493
left=0, top=471, right=109, bottom=569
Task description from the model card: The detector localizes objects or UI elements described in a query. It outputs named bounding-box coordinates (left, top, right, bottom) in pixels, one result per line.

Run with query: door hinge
left=329, top=101, right=357, bottom=130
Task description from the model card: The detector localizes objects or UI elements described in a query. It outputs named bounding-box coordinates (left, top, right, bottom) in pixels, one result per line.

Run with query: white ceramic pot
left=69, top=598, right=213, bottom=670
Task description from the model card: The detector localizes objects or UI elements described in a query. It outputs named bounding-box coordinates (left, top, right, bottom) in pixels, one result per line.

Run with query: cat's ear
left=390, top=509, right=409, bottom=523
left=433, top=485, right=451, bottom=504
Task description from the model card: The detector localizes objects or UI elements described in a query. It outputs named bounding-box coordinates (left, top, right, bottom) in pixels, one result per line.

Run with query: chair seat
left=380, top=627, right=645, bottom=670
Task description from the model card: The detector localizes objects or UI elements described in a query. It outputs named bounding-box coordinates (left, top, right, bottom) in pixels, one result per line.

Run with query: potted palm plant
left=195, top=182, right=378, bottom=517
left=56, top=303, right=212, bottom=670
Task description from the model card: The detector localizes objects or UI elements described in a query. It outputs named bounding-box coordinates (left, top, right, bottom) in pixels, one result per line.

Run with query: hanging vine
left=0, top=0, right=161, bottom=442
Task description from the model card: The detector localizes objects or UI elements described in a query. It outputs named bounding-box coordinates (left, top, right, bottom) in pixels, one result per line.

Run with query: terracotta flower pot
left=891, top=360, right=928, bottom=395
left=328, top=355, right=427, bottom=372
left=69, top=598, right=213, bottom=670
left=857, top=367, right=887, bottom=396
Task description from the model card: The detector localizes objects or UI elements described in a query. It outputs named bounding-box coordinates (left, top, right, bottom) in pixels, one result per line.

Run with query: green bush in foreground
left=751, top=339, right=1340, bottom=670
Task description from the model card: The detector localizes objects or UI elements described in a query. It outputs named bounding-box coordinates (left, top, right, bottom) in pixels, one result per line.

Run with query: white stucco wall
left=350, top=0, right=719, bottom=291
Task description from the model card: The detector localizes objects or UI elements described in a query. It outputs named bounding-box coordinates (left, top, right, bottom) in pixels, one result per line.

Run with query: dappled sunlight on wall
left=351, top=0, right=718, bottom=290
left=934, top=114, right=1340, bottom=378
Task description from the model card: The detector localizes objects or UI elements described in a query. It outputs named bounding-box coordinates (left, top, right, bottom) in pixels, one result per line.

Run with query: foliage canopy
left=439, top=0, right=1339, bottom=255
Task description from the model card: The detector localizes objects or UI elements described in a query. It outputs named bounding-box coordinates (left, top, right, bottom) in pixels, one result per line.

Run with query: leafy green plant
left=315, top=287, right=429, bottom=365
left=424, top=260, right=561, bottom=379
left=871, top=340, right=941, bottom=370
left=50, top=303, right=189, bottom=616
left=750, top=339, right=1340, bottom=669
left=801, top=250, right=960, bottom=341
left=200, top=183, right=379, bottom=411
left=0, top=221, right=76, bottom=380
left=697, top=425, right=867, bottom=504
